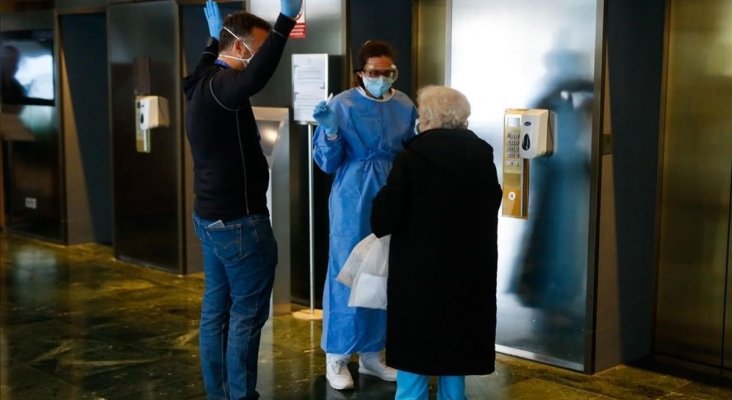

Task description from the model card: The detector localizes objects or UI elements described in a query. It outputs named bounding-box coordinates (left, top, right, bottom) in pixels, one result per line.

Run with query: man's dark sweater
left=183, top=14, right=295, bottom=221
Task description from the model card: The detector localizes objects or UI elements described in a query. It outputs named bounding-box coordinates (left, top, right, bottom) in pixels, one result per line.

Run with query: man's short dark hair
left=219, top=11, right=272, bottom=51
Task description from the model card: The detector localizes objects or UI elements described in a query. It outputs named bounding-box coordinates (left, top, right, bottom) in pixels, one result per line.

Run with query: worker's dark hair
left=352, top=40, right=396, bottom=88
left=219, top=11, right=272, bottom=52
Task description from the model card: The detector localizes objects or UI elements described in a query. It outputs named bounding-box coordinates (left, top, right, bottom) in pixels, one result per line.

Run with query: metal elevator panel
left=109, top=1, right=181, bottom=272
left=655, top=0, right=732, bottom=370
left=726, top=165, right=732, bottom=374
left=449, top=0, right=600, bottom=371
left=415, top=0, right=446, bottom=88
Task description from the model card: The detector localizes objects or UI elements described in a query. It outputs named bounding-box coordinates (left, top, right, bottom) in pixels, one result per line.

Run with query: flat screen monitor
left=1, top=29, right=55, bottom=106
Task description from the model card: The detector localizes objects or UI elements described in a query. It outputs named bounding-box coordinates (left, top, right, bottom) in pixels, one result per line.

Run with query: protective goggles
left=360, top=64, right=399, bottom=81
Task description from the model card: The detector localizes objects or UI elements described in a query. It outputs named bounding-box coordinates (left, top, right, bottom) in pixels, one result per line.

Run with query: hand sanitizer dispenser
left=517, top=109, right=552, bottom=159
left=139, top=96, right=169, bottom=130
left=135, top=96, right=169, bottom=153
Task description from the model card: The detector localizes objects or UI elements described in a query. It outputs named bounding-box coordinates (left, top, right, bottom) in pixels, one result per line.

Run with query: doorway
left=654, top=0, right=732, bottom=376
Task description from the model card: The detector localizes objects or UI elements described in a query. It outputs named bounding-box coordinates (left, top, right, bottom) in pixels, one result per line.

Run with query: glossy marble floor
left=2, top=232, right=732, bottom=400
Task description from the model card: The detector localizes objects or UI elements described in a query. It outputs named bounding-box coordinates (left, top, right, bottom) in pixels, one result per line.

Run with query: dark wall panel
left=348, top=0, right=413, bottom=97
left=60, top=13, right=111, bottom=244
left=55, top=0, right=107, bottom=13
left=5, top=129, right=63, bottom=240
left=607, top=0, right=665, bottom=363
left=109, top=1, right=181, bottom=271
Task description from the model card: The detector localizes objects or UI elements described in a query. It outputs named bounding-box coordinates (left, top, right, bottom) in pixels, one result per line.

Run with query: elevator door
left=109, top=1, right=181, bottom=271
left=655, top=0, right=732, bottom=372
left=449, top=0, right=599, bottom=371
left=726, top=168, right=732, bottom=376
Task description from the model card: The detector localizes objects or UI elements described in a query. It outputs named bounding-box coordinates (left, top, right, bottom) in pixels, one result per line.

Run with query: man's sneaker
left=326, top=357, right=354, bottom=390
left=358, top=352, right=397, bottom=382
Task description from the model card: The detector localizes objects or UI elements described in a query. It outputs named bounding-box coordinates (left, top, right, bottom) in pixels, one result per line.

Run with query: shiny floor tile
left=2, top=232, right=732, bottom=399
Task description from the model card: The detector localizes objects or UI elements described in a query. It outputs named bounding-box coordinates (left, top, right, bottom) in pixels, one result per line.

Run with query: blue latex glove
left=281, top=0, right=303, bottom=19
left=204, top=0, right=222, bottom=40
left=313, top=100, right=337, bottom=135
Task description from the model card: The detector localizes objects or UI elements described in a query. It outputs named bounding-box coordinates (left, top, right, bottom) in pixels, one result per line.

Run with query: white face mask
left=221, top=26, right=256, bottom=66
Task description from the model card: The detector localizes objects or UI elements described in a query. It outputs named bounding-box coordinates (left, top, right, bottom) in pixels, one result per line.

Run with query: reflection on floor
left=2, top=232, right=732, bottom=399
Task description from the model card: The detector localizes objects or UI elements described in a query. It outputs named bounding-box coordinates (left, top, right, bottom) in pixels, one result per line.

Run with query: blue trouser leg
left=198, top=222, right=230, bottom=400
left=195, top=214, right=278, bottom=400
left=395, top=370, right=429, bottom=400
left=437, top=376, right=465, bottom=400
left=225, top=216, right=277, bottom=399
left=395, top=371, right=466, bottom=400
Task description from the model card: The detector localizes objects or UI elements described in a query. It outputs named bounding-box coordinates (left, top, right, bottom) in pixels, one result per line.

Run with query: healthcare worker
left=312, top=40, right=417, bottom=391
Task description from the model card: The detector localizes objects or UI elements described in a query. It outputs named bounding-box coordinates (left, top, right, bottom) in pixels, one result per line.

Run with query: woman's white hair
left=417, top=85, right=471, bottom=130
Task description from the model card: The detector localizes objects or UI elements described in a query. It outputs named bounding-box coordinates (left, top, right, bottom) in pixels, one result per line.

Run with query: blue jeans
left=193, top=213, right=278, bottom=400
left=395, top=370, right=466, bottom=400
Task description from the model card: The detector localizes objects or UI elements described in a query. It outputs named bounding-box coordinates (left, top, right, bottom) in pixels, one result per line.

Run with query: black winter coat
left=371, top=128, right=502, bottom=376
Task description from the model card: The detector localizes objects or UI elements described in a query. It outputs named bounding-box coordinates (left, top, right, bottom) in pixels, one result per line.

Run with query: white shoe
left=358, top=352, right=397, bottom=382
left=326, top=354, right=354, bottom=390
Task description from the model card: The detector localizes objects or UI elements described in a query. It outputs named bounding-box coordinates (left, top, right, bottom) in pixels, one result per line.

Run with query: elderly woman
left=371, top=85, right=502, bottom=399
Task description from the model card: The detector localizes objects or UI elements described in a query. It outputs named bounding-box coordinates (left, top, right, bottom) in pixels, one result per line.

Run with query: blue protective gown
left=314, top=87, right=417, bottom=354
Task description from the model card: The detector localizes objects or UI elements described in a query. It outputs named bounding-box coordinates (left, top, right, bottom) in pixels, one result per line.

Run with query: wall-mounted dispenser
left=518, top=109, right=552, bottom=159
left=502, top=108, right=553, bottom=218
left=135, top=95, right=169, bottom=153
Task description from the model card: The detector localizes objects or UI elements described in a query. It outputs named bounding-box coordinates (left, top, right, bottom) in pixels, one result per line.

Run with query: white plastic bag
left=350, top=272, right=387, bottom=310
left=336, top=234, right=390, bottom=310
left=336, top=234, right=377, bottom=287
